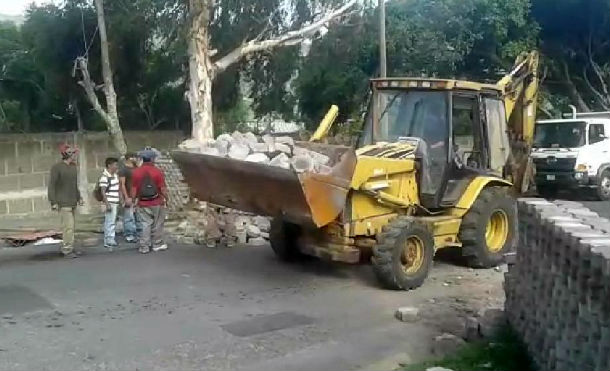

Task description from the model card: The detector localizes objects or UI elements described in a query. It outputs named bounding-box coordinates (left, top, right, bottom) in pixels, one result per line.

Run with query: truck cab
left=531, top=112, right=610, bottom=200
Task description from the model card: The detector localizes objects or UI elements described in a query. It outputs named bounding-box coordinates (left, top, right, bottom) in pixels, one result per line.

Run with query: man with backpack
left=131, top=148, right=168, bottom=254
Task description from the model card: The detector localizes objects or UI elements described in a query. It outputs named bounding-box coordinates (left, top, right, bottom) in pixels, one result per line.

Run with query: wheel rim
left=601, top=176, right=610, bottom=196
left=401, top=236, right=425, bottom=275
left=485, top=210, right=508, bottom=253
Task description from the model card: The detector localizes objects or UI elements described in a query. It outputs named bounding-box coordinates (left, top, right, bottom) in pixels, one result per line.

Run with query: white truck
left=531, top=111, right=610, bottom=200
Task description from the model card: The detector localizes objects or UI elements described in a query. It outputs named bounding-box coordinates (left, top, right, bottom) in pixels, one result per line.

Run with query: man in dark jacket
left=48, top=144, right=84, bottom=258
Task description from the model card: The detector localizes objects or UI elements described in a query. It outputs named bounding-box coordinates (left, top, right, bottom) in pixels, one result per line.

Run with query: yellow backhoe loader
left=172, top=51, right=539, bottom=290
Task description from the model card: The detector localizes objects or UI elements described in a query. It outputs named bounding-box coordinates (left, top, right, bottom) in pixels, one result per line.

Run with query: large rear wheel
left=269, top=217, right=304, bottom=261
left=459, top=187, right=517, bottom=268
left=372, top=218, right=435, bottom=290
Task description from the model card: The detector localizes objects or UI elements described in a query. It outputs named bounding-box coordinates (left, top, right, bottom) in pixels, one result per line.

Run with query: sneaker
left=152, top=244, right=168, bottom=252
left=125, top=237, right=137, bottom=244
left=139, top=247, right=150, bottom=254
left=63, top=252, right=79, bottom=259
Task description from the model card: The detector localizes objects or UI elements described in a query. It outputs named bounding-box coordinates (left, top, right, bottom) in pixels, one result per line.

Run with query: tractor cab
left=359, top=78, right=511, bottom=209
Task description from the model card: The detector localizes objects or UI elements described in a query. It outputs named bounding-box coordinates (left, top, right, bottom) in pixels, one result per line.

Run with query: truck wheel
left=537, top=185, right=557, bottom=199
left=459, top=187, right=517, bottom=268
left=597, top=170, right=610, bottom=201
left=269, top=217, right=304, bottom=261
left=372, top=218, right=435, bottom=290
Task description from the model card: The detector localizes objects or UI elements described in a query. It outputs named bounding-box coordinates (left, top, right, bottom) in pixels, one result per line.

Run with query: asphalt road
left=0, top=241, right=504, bottom=371
left=2, top=197, right=607, bottom=371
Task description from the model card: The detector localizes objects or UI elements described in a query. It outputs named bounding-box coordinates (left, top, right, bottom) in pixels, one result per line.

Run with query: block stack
left=155, top=154, right=190, bottom=212
left=505, top=198, right=610, bottom=371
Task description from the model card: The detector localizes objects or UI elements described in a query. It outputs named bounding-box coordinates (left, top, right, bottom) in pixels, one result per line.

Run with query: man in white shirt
left=100, top=157, right=121, bottom=250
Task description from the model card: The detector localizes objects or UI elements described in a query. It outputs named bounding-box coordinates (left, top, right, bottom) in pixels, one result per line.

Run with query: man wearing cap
left=48, top=144, right=84, bottom=258
left=131, top=148, right=168, bottom=254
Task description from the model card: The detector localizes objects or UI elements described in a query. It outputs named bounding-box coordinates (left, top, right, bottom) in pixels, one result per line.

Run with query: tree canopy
left=0, top=0, right=608, bottom=133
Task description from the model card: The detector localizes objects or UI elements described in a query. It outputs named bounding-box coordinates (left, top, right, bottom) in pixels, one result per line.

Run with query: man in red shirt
left=131, top=148, right=169, bottom=254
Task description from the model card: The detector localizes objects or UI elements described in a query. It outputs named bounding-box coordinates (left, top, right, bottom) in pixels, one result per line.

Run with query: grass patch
left=401, top=325, right=534, bottom=371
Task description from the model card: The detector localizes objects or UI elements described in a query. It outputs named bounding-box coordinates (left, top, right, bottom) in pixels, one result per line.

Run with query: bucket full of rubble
left=172, top=132, right=357, bottom=228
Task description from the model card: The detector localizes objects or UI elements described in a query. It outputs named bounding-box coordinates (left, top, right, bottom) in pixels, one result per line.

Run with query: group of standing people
left=48, top=145, right=168, bottom=258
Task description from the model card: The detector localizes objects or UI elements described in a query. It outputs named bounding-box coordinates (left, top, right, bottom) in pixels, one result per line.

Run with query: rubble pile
left=505, top=198, right=610, bottom=371
left=180, top=201, right=271, bottom=247
left=178, top=131, right=333, bottom=174
left=170, top=200, right=272, bottom=247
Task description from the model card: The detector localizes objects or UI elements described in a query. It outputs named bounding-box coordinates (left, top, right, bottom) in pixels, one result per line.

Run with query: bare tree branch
left=559, top=59, right=591, bottom=112
left=583, top=65, right=610, bottom=109
left=75, top=57, right=115, bottom=125
left=213, top=0, right=358, bottom=76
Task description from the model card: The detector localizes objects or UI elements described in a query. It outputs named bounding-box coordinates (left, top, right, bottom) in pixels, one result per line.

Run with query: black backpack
left=138, top=172, right=159, bottom=201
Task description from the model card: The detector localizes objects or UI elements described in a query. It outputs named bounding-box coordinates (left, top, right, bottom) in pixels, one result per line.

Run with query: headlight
left=576, top=164, right=588, bottom=172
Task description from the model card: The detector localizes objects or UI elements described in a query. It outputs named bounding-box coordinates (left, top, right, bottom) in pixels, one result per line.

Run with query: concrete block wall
left=0, top=131, right=184, bottom=217
left=505, top=199, right=610, bottom=371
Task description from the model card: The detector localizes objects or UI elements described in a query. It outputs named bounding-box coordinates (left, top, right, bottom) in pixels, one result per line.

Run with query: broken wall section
left=505, top=199, right=610, bottom=371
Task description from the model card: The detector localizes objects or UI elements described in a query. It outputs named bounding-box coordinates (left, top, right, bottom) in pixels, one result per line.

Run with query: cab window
left=589, top=124, right=605, bottom=144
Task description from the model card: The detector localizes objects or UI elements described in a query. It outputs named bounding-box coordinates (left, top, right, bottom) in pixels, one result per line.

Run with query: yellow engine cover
left=346, top=142, right=420, bottom=236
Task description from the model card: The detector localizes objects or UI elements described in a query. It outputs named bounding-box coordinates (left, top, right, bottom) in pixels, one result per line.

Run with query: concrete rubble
left=178, top=131, right=332, bottom=174
left=168, top=200, right=273, bottom=248
left=432, top=333, right=466, bottom=356
left=395, top=306, right=420, bottom=322
left=505, top=198, right=610, bottom=371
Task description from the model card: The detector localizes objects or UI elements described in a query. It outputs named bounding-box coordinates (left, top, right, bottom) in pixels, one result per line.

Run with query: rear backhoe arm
left=496, top=51, right=540, bottom=193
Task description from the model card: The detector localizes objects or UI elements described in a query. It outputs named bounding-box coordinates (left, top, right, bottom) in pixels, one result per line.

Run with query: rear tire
left=459, top=187, right=517, bottom=268
left=596, top=170, right=610, bottom=201
left=372, top=217, right=435, bottom=290
left=269, top=217, right=304, bottom=262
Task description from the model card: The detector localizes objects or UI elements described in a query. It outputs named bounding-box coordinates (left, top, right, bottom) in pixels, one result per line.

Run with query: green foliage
left=402, top=325, right=534, bottom=371
left=0, top=0, right=607, bottom=133
left=293, top=0, right=537, bottom=127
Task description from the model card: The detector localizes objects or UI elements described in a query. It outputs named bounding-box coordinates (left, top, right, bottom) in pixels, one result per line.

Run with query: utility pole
left=378, top=0, right=387, bottom=77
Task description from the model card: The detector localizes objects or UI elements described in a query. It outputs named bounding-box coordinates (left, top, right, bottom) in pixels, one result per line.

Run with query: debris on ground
left=1, top=230, right=62, bottom=247
left=166, top=200, right=272, bottom=247
left=178, top=131, right=333, bottom=174
left=476, top=308, right=506, bottom=338
left=395, top=306, right=420, bottom=322
left=432, top=333, right=466, bottom=356
left=33, top=237, right=63, bottom=246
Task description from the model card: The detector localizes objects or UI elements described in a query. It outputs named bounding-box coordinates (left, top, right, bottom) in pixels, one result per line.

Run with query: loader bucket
left=171, top=143, right=357, bottom=228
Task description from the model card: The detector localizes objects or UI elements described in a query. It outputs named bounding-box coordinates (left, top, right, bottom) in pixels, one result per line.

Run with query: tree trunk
left=187, top=0, right=214, bottom=142
left=93, top=0, right=127, bottom=154
left=560, top=60, right=591, bottom=112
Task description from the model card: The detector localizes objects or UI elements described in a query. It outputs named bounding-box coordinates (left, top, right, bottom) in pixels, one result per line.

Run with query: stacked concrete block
left=178, top=131, right=331, bottom=173
left=505, top=198, right=610, bottom=371
left=155, top=155, right=190, bottom=212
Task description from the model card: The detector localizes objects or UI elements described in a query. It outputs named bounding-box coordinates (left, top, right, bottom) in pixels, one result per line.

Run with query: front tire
left=597, top=169, right=610, bottom=201
left=459, top=187, right=517, bottom=268
left=372, top=218, right=435, bottom=290
left=269, top=217, right=304, bottom=261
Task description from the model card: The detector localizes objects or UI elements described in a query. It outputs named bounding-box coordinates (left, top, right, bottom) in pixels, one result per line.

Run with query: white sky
left=0, top=0, right=55, bottom=16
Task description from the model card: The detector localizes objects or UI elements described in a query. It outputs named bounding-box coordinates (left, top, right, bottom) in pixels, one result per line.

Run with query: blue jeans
left=104, top=203, right=119, bottom=246
left=123, top=206, right=138, bottom=240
